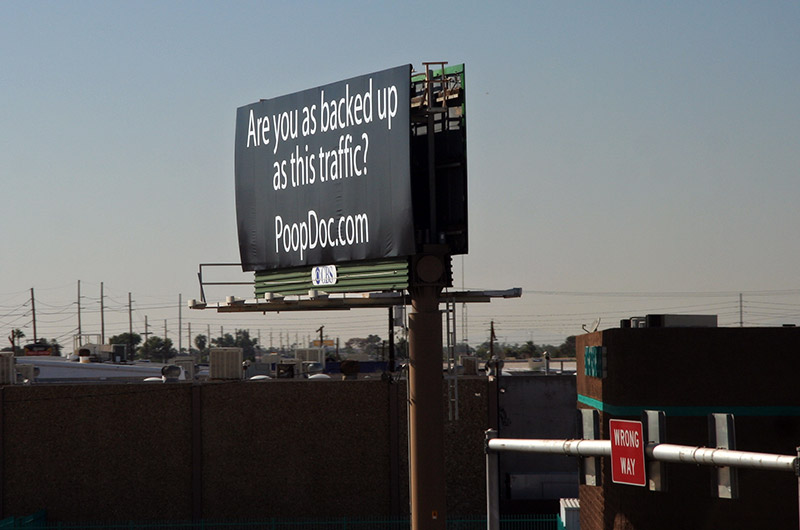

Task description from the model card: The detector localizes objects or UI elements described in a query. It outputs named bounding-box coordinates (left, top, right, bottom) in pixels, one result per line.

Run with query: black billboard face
left=235, top=65, right=413, bottom=272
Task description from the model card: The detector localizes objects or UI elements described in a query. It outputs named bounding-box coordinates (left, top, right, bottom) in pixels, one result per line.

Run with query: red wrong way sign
left=609, top=419, right=646, bottom=486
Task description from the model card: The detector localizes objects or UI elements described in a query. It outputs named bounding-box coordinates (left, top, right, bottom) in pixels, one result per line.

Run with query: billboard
left=235, top=65, right=413, bottom=272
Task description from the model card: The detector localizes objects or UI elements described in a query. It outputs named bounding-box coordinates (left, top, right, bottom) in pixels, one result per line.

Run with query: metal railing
left=485, top=427, right=800, bottom=530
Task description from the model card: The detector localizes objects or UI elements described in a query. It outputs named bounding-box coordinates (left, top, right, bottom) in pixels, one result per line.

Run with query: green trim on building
left=578, top=394, right=800, bottom=417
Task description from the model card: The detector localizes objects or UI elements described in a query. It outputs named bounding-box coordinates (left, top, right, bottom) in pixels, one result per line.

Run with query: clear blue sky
left=2, top=1, right=798, bottom=349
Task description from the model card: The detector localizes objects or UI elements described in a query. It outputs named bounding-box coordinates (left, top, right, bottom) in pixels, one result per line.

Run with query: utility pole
left=489, top=321, right=496, bottom=358
left=164, top=320, right=168, bottom=342
left=317, top=325, right=324, bottom=347
left=100, top=282, right=105, bottom=344
left=77, top=280, right=82, bottom=342
left=128, top=292, right=133, bottom=358
left=188, top=322, right=192, bottom=354
left=30, top=287, right=37, bottom=342
left=178, top=294, right=182, bottom=354
left=143, top=316, right=151, bottom=344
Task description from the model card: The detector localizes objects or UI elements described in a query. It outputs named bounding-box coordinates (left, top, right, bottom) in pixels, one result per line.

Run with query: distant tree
left=517, top=340, right=538, bottom=359
left=109, top=332, right=141, bottom=357
left=474, top=341, right=516, bottom=360
left=139, top=336, right=176, bottom=363
left=394, top=337, right=409, bottom=360
left=344, top=334, right=383, bottom=357
left=194, top=334, right=207, bottom=352
left=474, top=341, right=491, bottom=360
left=536, top=344, right=560, bottom=357
left=344, top=337, right=362, bottom=354
left=9, top=329, right=25, bottom=353
left=207, top=330, right=258, bottom=360
left=504, top=343, right=520, bottom=357
left=212, top=333, right=235, bottom=348
left=557, top=335, right=576, bottom=358
left=49, top=339, right=63, bottom=356
left=234, top=329, right=258, bottom=361
left=454, top=342, right=474, bottom=356
left=37, top=338, right=63, bottom=356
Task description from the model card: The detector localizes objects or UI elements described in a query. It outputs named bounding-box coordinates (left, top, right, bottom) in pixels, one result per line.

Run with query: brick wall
left=0, top=377, right=491, bottom=522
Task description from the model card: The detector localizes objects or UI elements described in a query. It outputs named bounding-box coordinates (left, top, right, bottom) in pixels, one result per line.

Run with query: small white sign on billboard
left=312, top=265, right=337, bottom=286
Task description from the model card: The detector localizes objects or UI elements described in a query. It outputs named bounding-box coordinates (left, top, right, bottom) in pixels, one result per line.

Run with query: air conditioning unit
left=111, top=344, right=128, bottom=362
left=79, top=343, right=109, bottom=362
left=460, top=356, right=478, bottom=375
left=295, top=348, right=324, bottom=364
left=16, top=363, right=35, bottom=383
left=646, top=314, right=718, bottom=328
left=173, top=358, right=195, bottom=380
left=275, top=363, right=295, bottom=379
left=209, top=348, right=243, bottom=380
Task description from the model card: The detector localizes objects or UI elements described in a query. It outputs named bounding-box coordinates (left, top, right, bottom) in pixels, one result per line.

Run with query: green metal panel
left=254, top=259, right=410, bottom=297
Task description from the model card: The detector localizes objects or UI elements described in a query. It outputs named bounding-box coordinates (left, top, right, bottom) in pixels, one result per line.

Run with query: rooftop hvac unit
left=209, top=348, right=243, bottom=380
left=0, top=354, right=14, bottom=385
left=646, top=314, right=718, bottom=328
left=16, top=363, right=35, bottom=383
left=78, top=343, right=108, bottom=362
left=460, top=355, right=478, bottom=375
left=276, top=363, right=295, bottom=379
left=620, top=314, right=718, bottom=328
left=111, top=344, right=128, bottom=362
left=295, top=348, right=324, bottom=364
left=173, top=358, right=195, bottom=380
left=340, top=359, right=360, bottom=379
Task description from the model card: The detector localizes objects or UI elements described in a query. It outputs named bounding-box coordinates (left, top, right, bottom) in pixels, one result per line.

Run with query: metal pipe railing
left=486, top=437, right=798, bottom=472
left=485, top=433, right=800, bottom=530
left=487, top=438, right=611, bottom=457
left=647, top=443, right=797, bottom=472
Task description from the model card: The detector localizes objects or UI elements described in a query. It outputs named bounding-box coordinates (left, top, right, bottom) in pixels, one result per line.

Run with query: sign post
left=609, top=419, right=646, bottom=487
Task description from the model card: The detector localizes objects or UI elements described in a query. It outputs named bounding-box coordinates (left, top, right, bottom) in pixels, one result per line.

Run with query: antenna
left=582, top=318, right=601, bottom=333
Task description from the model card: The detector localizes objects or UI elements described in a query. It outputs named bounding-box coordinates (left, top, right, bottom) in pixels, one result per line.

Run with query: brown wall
left=576, top=327, right=800, bottom=530
left=1, top=377, right=491, bottom=522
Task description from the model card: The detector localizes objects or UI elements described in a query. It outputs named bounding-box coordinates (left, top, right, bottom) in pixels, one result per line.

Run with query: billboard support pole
left=408, top=253, right=447, bottom=530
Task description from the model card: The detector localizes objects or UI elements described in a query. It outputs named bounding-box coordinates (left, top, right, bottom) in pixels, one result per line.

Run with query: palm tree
left=9, top=329, right=25, bottom=354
